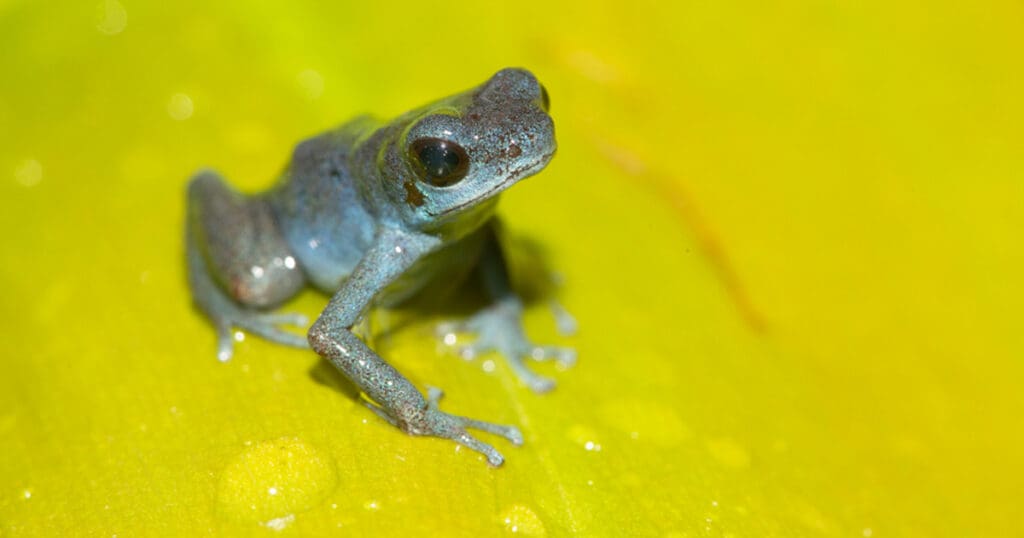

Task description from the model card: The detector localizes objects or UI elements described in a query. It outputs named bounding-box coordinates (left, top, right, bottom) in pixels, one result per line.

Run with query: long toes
left=460, top=418, right=524, bottom=446
left=528, top=345, right=578, bottom=368
left=451, top=431, right=505, bottom=467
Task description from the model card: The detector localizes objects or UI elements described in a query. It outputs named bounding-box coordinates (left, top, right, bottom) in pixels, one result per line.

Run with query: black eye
left=540, top=84, right=551, bottom=111
left=409, top=138, right=469, bottom=187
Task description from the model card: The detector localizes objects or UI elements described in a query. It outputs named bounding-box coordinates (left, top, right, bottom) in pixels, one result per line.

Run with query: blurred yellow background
left=2, top=0, right=1022, bottom=536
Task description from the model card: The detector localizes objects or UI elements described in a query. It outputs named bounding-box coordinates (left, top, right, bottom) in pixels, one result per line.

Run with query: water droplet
left=499, top=504, right=546, bottom=536
left=363, top=500, right=379, bottom=511
left=217, top=437, right=337, bottom=525
left=95, top=0, right=127, bottom=35
left=705, top=437, right=751, bottom=469
left=264, top=514, right=294, bottom=531
left=600, top=399, right=689, bottom=446
left=297, top=69, right=324, bottom=100
left=14, top=159, right=42, bottom=187
left=167, top=93, right=194, bottom=121
left=22, top=489, right=32, bottom=499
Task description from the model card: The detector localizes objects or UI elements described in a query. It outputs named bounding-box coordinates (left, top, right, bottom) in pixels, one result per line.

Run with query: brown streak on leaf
left=595, top=138, right=768, bottom=333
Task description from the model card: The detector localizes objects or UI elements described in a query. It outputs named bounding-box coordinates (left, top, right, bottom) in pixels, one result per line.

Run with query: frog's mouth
left=431, top=150, right=556, bottom=217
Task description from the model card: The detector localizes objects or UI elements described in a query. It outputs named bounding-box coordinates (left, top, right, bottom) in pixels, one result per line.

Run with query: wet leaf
left=2, top=1, right=1022, bottom=536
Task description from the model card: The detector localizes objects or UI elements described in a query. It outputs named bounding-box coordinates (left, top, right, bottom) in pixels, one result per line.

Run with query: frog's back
left=267, top=119, right=379, bottom=292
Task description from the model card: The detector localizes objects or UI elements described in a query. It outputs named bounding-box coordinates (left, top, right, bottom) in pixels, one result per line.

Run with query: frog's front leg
left=438, top=221, right=577, bottom=393
left=307, top=228, right=523, bottom=466
left=186, top=170, right=310, bottom=361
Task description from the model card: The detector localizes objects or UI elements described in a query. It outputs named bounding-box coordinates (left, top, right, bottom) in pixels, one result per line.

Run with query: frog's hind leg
left=186, top=170, right=309, bottom=361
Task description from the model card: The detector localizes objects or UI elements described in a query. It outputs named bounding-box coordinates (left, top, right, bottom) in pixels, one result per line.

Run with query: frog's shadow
left=307, top=234, right=564, bottom=396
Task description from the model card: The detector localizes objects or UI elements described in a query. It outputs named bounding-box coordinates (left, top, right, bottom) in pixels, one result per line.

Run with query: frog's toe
left=451, top=414, right=524, bottom=446
left=509, top=361, right=557, bottom=394
left=436, top=322, right=485, bottom=359
left=425, top=391, right=521, bottom=465
left=260, top=311, right=309, bottom=328
left=436, top=303, right=574, bottom=393
left=495, top=339, right=569, bottom=392
left=453, top=341, right=490, bottom=361
left=214, top=320, right=235, bottom=362
left=528, top=345, right=577, bottom=368
left=452, top=432, right=507, bottom=467
left=368, top=386, right=521, bottom=466
left=548, top=300, right=578, bottom=337
left=239, top=320, right=309, bottom=348
left=435, top=320, right=465, bottom=338
left=223, top=311, right=311, bottom=350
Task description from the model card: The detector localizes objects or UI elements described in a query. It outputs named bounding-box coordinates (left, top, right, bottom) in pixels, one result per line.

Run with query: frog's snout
left=479, top=67, right=548, bottom=110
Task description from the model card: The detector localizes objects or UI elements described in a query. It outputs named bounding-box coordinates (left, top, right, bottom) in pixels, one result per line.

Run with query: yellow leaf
left=2, top=1, right=1022, bottom=536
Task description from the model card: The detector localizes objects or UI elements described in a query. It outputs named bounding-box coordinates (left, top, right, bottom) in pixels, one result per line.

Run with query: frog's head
left=370, top=68, right=556, bottom=235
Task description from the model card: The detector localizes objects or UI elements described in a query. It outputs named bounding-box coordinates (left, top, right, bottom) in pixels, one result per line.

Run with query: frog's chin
left=428, top=151, right=555, bottom=219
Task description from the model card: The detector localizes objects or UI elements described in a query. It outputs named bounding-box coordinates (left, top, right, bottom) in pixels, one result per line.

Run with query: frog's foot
left=437, top=298, right=576, bottom=394
left=214, top=311, right=310, bottom=362
left=547, top=299, right=579, bottom=337
left=364, top=387, right=522, bottom=466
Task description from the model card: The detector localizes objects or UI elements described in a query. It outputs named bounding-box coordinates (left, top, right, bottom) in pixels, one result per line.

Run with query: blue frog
left=185, top=68, right=574, bottom=466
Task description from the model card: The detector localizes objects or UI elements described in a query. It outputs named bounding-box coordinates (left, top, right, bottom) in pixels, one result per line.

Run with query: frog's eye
left=409, top=138, right=469, bottom=187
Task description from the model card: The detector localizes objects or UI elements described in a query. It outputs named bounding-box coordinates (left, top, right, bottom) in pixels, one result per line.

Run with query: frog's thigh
left=188, top=171, right=305, bottom=308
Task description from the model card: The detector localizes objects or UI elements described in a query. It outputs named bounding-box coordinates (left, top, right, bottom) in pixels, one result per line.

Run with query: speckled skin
left=186, top=69, right=575, bottom=466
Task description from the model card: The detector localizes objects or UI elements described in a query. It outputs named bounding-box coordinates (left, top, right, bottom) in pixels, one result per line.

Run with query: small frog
left=185, top=68, right=575, bottom=466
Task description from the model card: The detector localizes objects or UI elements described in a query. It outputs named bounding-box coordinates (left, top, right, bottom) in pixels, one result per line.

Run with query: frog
left=185, top=68, right=575, bottom=466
